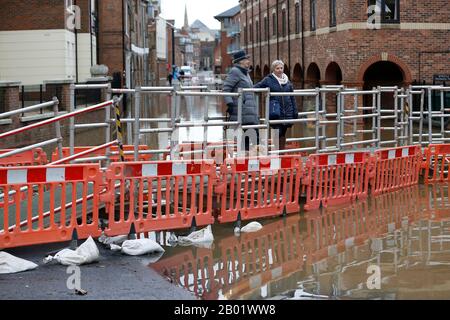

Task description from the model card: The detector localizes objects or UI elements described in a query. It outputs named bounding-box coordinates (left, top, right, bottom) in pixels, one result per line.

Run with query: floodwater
left=150, top=183, right=450, bottom=300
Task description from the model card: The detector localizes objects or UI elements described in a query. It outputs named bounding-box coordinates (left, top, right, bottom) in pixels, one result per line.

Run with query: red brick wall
left=97, top=0, right=124, bottom=84
left=0, top=0, right=65, bottom=31
left=241, top=0, right=450, bottom=90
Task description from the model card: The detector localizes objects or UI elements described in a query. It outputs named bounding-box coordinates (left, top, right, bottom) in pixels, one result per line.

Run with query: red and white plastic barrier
left=371, top=145, right=422, bottom=195
left=303, top=151, right=371, bottom=211
left=215, top=155, right=302, bottom=224
left=0, top=164, right=102, bottom=249
left=103, top=160, right=216, bottom=237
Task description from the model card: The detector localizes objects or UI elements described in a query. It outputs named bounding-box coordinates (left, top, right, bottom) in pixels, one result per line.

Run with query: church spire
left=183, top=3, right=189, bottom=30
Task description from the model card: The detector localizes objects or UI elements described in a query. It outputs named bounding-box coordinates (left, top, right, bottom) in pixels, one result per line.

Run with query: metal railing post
left=170, top=85, right=179, bottom=160
left=408, top=88, right=413, bottom=146
left=428, top=87, right=433, bottom=145
left=377, top=87, right=381, bottom=149
left=394, top=86, right=399, bottom=147
left=419, top=89, right=425, bottom=146
left=134, top=87, right=142, bottom=161
left=203, top=94, right=209, bottom=159
left=315, top=88, right=321, bottom=152
left=69, top=83, right=75, bottom=156
left=337, top=91, right=342, bottom=151
left=320, top=90, right=327, bottom=151
left=353, top=93, right=358, bottom=149
left=105, top=83, right=112, bottom=164
left=441, top=88, right=445, bottom=142
left=265, top=89, right=271, bottom=154
left=237, top=88, right=244, bottom=155
left=372, top=88, right=377, bottom=147
left=52, top=97, right=63, bottom=160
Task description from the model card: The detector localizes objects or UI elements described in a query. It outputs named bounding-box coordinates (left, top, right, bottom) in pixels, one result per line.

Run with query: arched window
left=272, top=12, right=277, bottom=36
left=310, top=0, right=316, bottom=31
left=295, top=2, right=301, bottom=34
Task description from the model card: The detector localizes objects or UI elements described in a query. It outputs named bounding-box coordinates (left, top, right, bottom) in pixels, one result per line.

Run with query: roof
left=214, top=5, right=241, bottom=20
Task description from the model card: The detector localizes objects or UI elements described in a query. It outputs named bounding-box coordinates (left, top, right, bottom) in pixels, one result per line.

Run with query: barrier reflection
left=151, top=184, right=450, bottom=300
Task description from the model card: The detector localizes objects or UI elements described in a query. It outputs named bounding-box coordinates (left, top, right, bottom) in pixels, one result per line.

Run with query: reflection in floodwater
left=151, top=184, right=450, bottom=300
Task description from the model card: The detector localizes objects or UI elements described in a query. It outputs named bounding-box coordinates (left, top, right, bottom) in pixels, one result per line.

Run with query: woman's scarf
left=272, top=73, right=289, bottom=86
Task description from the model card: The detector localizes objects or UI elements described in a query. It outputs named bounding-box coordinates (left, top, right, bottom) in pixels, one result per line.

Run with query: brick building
left=214, top=5, right=242, bottom=74
left=0, top=0, right=97, bottom=85
left=240, top=0, right=450, bottom=96
left=0, top=0, right=152, bottom=89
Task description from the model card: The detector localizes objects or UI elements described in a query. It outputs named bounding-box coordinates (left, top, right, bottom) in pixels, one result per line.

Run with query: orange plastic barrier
left=423, top=144, right=450, bottom=184
left=371, top=145, right=422, bottom=195
left=51, top=145, right=152, bottom=162
left=0, top=164, right=102, bottom=249
left=303, top=151, right=371, bottom=211
left=103, top=160, right=215, bottom=236
left=0, top=148, right=48, bottom=167
left=215, top=155, right=302, bottom=224
left=215, top=214, right=304, bottom=299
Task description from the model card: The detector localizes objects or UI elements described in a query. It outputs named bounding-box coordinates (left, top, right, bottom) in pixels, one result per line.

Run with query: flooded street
left=150, top=184, right=450, bottom=300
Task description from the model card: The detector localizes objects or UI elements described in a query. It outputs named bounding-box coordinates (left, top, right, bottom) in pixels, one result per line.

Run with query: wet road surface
left=150, top=184, right=450, bottom=300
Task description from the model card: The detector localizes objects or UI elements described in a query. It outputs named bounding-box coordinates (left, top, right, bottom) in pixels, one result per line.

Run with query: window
left=282, top=9, right=287, bottom=37
left=310, top=0, right=316, bottom=31
left=272, top=12, right=277, bottom=36
left=264, top=16, right=268, bottom=41
left=295, top=2, right=301, bottom=34
left=330, top=0, right=337, bottom=27
left=368, top=0, right=400, bottom=24
left=256, top=20, right=259, bottom=43
left=249, top=22, right=253, bottom=43
left=244, top=24, right=248, bottom=44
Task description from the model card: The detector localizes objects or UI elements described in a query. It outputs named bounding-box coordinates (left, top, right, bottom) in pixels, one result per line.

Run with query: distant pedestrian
left=167, top=73, right=173, bottom=86
left=179, top=69, right=185, bottom=85
left=254, top=60, right=298, bottom=150
left=223, top=50, right=259, bottom=151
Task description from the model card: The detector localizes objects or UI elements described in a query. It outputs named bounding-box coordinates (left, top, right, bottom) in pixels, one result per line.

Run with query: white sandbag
left=178, top=225, right=214, bottom=246
left=240, top=222, right=263, bottom=233
left=43, top=236, right=99, bottom=266
left=120, top=238, right=165, bottom=256
left=110, top=244, right=122, bottom=252
left=0, top=252, right=38, bottom=274
left=99, top=234, right=128, bottom=246
left=290, top=288, right=329, bottom=300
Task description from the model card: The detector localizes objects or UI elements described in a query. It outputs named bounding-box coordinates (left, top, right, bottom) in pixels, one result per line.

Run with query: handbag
left=269, top=99, right=281, bottom=120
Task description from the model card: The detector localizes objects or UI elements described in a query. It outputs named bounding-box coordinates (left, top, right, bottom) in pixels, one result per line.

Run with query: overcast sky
left=160, top=0, right=239, bottom=30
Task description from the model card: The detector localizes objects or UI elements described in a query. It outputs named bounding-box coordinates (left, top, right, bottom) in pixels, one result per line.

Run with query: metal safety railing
left=0, top=97, right=63, bottom=161
left=410, top=85, right=450, bottom=146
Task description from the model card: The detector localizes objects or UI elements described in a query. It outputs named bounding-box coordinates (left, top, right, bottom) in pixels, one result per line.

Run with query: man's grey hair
left=271, top=60, right=285, bottom=72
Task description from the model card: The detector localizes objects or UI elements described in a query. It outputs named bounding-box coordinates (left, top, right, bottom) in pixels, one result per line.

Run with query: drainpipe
left=267, top=0, right=270, bottom=69
left=74, top=0, right=79, bottom=83
left=89, top=0, right=93, bottom=67
left=259, top=0, right=262, bottom=73
left=287, top=0, right=291, bottom=76
left=301, top=0, right=305, bottom=89
left=276, top=0, right=279, bottom=59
